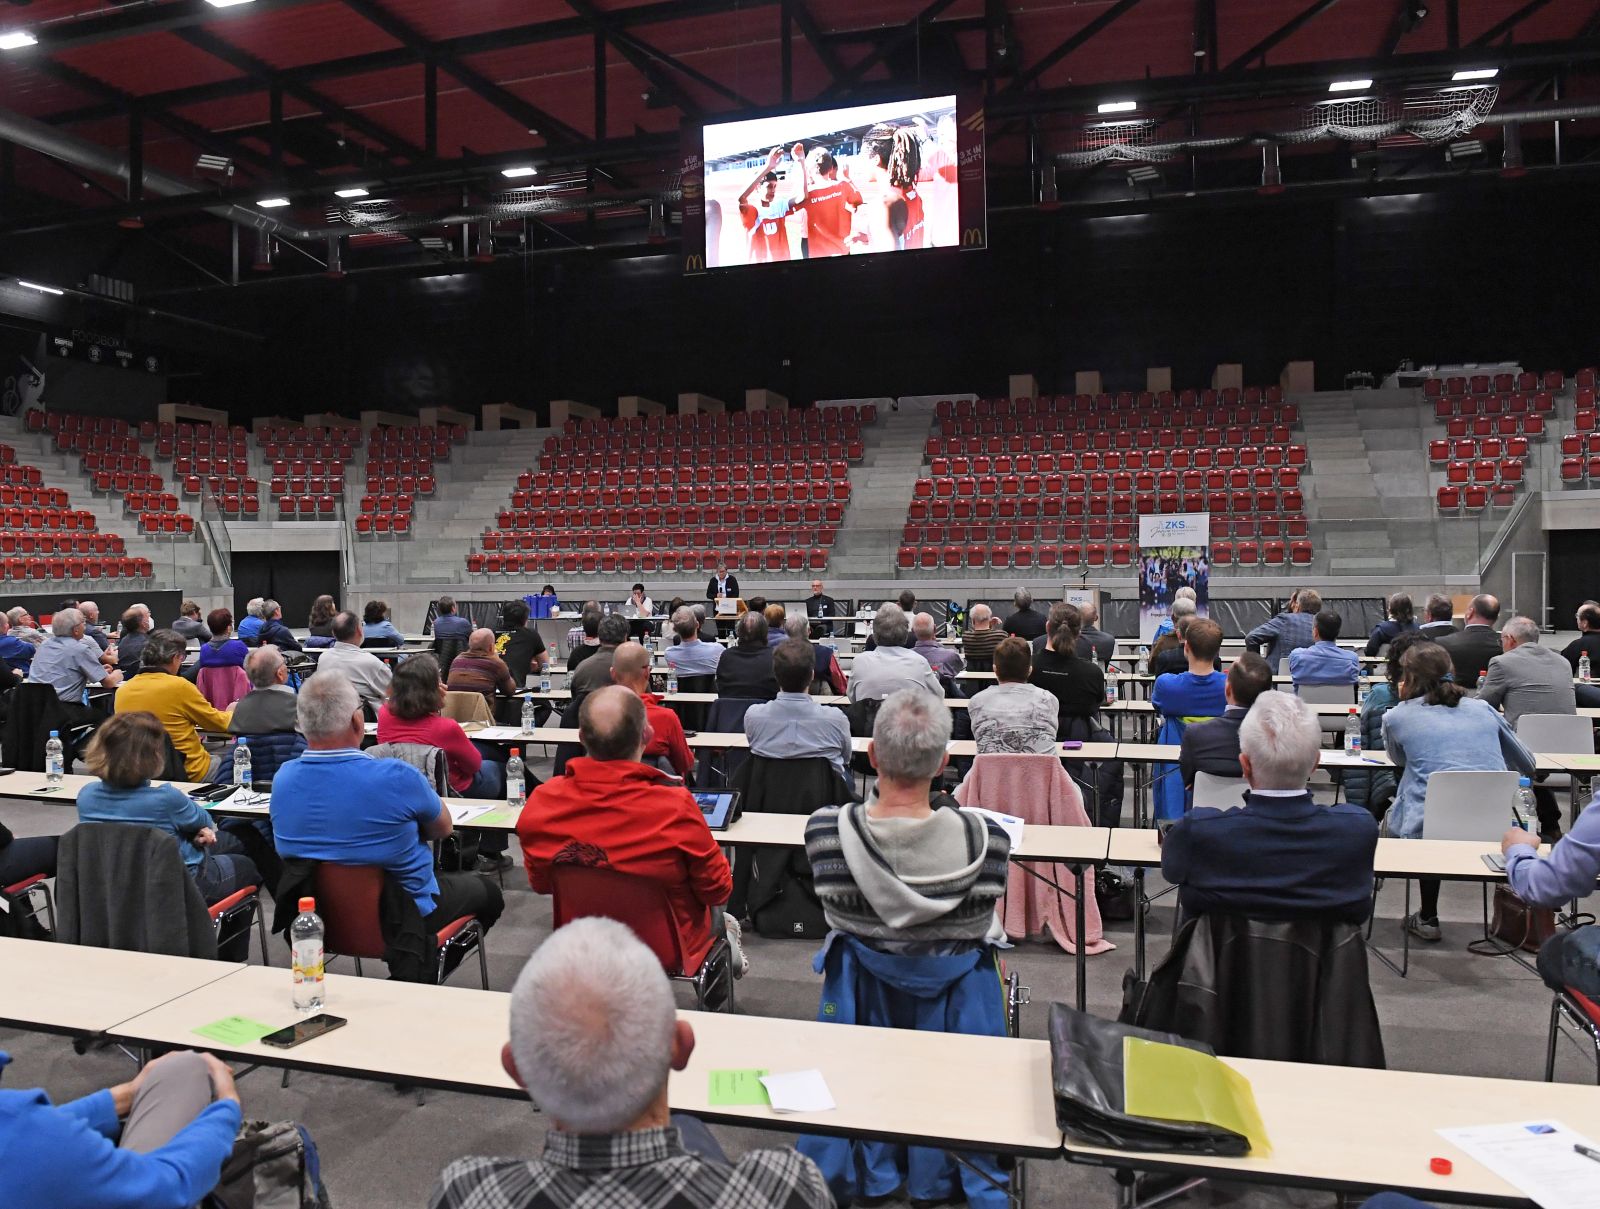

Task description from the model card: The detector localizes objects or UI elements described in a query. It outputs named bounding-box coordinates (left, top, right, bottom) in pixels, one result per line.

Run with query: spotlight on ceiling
left=334, top=187, right=370, bottom=198
left=1451, top=68, right=1499, bottom=81
left=204, top=0, right=257, bottom=8
left=501, top=165, right=538, bottom=179
left=256, top=197, right=291, bottom=208
left=1097, top=100, right=1138, bottom=114
left=1328, top=78, right=1373, bottom=92
left=17, top=280, right=64, bottom=295
left=195, top=153, right=233, bottom=174
left=0, top=31, right=38, bottom=51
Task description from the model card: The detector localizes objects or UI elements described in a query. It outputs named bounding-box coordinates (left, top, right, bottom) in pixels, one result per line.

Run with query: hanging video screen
left=694, top=96, right=964, bottom=269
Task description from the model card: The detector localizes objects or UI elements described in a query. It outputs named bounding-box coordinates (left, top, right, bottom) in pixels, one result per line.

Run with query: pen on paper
left=1574, top=1143, right=1600, bottom=1164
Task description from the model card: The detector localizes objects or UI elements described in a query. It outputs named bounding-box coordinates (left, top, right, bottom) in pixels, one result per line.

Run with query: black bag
left=205, top=1120, right=331, bottom=1209
left=1047, top=1003, right=1251, bottom=1156
left=751, top=865, right=829, bottom=939
left=1096, top=869, right=1137, bottom=922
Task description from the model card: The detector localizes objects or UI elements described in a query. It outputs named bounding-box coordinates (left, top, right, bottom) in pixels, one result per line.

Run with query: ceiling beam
left=13, top=0, right=326, bottom=54
left=1223, top=0, right=1343, bottom=72
left=565, top=0, right=701, bottom=118
left=817, top=0, right=964, bottom=99
left=785, top=0, right=848, bottom=88
left=174, top=25, right=428, bottom=164
left=337, top=0, right=585, bottom=143
left=1470, top=0, right=1559, bottom=47
left=606, top=26, right=758, bottom=110
left=1005, top=0, right=1148, bottom=93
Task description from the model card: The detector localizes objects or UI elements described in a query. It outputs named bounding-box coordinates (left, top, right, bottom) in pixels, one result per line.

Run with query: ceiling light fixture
left=204, top=0, right=257, bottom=8
left=17, top=280, right=64, bottom=295
left=0, top=31, right=37, bottom=50
left=1451, top=67, right=1498, bottom=81
left=256, top=197, right=291, bottom=208
left=195, top=153, right=233, bottom=172
left=1097, top=100, right=1138, bottom=114
left=1328, top=78, right=1373, bottom=92
left=501, top=165, right=538, bottom=178
left=334, top=187, right=370, bottom=198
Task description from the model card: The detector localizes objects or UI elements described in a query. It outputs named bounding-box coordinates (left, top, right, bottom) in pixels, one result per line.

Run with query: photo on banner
left=1138, top=514, right=1211, bottom=644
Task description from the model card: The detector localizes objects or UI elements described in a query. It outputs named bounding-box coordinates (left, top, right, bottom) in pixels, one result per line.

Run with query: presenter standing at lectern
left=707, top=559, right=740, bottom=606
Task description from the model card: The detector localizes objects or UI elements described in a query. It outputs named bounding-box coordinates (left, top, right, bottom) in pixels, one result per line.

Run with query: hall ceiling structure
left=0, top=0, right=1593, bottom=286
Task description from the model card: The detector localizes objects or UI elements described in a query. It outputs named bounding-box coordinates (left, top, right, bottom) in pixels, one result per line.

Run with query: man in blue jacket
left=1162, top=690, right=1378, bottom=924
left=0, top=1049, right=241, bottom=1208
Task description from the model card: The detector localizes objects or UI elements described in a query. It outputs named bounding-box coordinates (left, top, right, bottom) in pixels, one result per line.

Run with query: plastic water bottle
left=44, top=730, right=63, bottom=784
left=1358, top=681, right=1370, bottom=709
left=1344, top=708, right=1361, bottom=756
left=1515, top=776, right=1537, bottom=832
left=1138, top=645, right=1150, bottom=675
left=290, top=898, right=325, bottom=1012
left=1581, top=653, right=1592, bottom=684
left=232, top=738, right=252, bottom=791
left=521, top=695, right=536, bottom=734
left=1104, top=674, right=1118, bottom=706
left=666, top=668, right=679, bottom=695
left=506, top=747, right=525, bottom=807
left=1477, top=668, right=1488, bottom=692
left=538, top=671, right=552, bottom=694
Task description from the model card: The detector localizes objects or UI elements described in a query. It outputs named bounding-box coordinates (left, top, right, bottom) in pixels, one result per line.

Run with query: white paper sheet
left=758, top=1070, right=836, bottom=1114
left=960, top=807, right=1025, bottom=854
left=209, top=788, right=271, bottom=814
left=471, top=726, right=526, bottom=741
left=449, top=802, right=497, bottom=825
left=1438, top=1120, right=1600, bottom=1209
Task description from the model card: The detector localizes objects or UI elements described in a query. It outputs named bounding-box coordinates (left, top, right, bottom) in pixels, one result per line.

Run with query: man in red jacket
left=516, top=686, right=744, bottom=977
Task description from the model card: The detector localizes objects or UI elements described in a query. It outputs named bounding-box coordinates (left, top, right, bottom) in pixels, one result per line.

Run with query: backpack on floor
left=205, top=1120, right=331, bottom=1209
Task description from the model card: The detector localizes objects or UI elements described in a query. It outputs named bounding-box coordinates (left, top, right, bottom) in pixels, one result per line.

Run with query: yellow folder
left=1123, top=1036, right=1271, bottom=1155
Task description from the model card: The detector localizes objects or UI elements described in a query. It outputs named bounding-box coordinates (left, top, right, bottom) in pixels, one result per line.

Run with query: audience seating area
left=466, top=405, right=874, bottom=574
left=1427, top=371, right=1569, bottom=512
left=1557, top=370, right=1600, bottom=488
left=353, top=424, right=460, bottom=537
left=902, top=390, right=1309, bottom=569
left=29, top=412, right=198, bottom=535
left=0, top=426, right=150, bottom=581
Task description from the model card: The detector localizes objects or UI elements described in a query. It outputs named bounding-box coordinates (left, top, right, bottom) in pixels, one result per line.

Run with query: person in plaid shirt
left=430, top=917, right=833, bottom=1209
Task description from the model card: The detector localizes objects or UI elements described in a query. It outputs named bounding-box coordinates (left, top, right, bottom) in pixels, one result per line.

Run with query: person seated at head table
left=312, top=611, right=393, bottom=711
left=429, top=918, right=830, bottom=1209
left=806, top=688, right=1009, bottom=952
left=1180, top=650, right=1274, bottom=791
left=968, top=636, right=1059, bottom=755
left=610, top=642, right=693, bottom=781
left=0, top=1049, right=244, bottom=1209
left=517, top=685, right=744, bottom=978
left=1162, top=691, right=1378, bottom=925
left=77, top=710, right=260, bottom=912
left=663, top=606, right=723, bottom=677
left=1288, top=609, right=1362, bottom=687
left=624, top=582, right=655, bottom=619
left=848, top=604, right=942, bottom=704
left=445, top=627, right=517, bottom=711
left=195, top=608, right=247, bottom=670
left=380, top=652, right=504, bottom=800
left=715, top=610, right=779, bottom=702
left=271, top=673, right=505, bottom=933
left=744, top=637, right=854, bottom=781
left=1382, top=640, right=1535, bottom=944
left=361, top=599, right=404, bottom=648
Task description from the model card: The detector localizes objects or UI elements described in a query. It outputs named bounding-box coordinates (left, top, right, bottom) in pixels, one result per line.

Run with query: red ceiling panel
left=201, top=1, right=402, bottom=71
left=52, top=32, right=246, bottom=98
left=378, top=0, right=579, bottom=43
left=0, top=63, right=106, bottom=117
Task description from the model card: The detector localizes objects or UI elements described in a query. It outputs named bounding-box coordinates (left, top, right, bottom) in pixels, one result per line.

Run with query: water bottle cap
left=1519, top=776, right=1532, bottom=786
left=48, top=729, right=58, bottom=737
left=1348, top=706, right=1358, bottom=714
left=298, top=897, right=316, bottom=913
left=511, top=747, right=521, bottom=756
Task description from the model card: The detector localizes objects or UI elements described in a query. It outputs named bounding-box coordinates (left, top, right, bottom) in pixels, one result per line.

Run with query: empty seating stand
left=464, top=404, right=876, bottom=574
left=1426, top=369, right=1572, bottom=512
left=351, top=423, right=460, bottom=536
left=898, top=390, right=1311, bottom=571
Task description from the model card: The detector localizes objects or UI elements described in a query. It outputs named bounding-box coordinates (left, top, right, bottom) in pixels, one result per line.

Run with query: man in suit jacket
left=705, top=560, right=739, bottom=605
left=1439, top=593, right=1502, bottom=686
left=1418, top=593, right=1458, bottom=640
left=1163, top=690, right=1379, bottom=924
left=1179, top=652, right=1273, bottom=792
left=1075, top=601, right=1116, bottom=667
left=1477, top=613, right=1576, bottom=839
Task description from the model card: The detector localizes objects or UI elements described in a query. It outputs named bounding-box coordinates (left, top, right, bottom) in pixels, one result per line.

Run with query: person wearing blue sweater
left=361, top=599, right=405, bottom=647
left=0, top=1048, right=241, bottom=1209
left=195, top=608, right=248, bottom=670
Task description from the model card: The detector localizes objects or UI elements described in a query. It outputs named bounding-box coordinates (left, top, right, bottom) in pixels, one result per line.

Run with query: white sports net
left=1063, top=119, right=1175, bottom=166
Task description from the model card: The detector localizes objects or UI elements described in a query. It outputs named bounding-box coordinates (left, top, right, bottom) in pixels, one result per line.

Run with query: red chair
left=314, top=864, right=488, bottom=987
left=550, top=864, right=735, bottom=1011
left=1544, top=987, right=1600, bottom=1082
left=1437, top=486, right=1462, bottom=511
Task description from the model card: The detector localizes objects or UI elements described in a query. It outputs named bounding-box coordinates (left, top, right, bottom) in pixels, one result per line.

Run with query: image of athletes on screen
left=1138, top=545, right=1211, bottom=643
left=701, top=96, right=958, bottom=268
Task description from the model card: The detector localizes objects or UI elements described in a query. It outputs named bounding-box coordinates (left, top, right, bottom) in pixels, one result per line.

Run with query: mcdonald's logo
left=961, top=227, right=985, bottom=248
left=685, top=253, right=705, bottom=272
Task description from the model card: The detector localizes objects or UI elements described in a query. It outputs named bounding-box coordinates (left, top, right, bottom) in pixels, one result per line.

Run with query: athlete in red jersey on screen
left=853, top=124, right=925, bottom=253
left=790, top=140, right=862, bottom=258
left=737, top=147, right=798, bottom=263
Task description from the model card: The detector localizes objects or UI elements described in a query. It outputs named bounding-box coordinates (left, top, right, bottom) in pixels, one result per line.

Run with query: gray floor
left=3, top=754, right=1596, bottom=1209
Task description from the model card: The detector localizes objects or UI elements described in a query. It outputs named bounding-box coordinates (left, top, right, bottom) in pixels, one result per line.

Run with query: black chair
left=694, top=698, right=760, bottom=788
left=728, top=755, right=851, bottom=936
left=673, top=673, right=716, bottom=731
left=432, top=636, right=467, bottom=677
left=845, top=696, right=884, bottom=781
left=2, top=684, right=97, bottom=773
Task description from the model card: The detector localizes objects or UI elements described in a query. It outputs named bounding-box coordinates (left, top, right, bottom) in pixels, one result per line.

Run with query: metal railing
left=195, top=487, right=233, bottom=590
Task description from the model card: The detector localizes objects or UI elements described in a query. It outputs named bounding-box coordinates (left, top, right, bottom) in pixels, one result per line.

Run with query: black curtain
left=230, top=551, right=341, bottom=630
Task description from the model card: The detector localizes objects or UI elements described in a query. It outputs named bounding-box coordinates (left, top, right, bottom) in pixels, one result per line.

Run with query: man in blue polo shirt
left=433, top=594, right=474, bottom=642
left=270, top=673, right=503, bottom=931
left=1288, top=609, right=1362, bottom=688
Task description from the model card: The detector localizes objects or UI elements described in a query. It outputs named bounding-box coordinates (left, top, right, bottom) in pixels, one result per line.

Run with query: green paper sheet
left=193, top=1016, right=277, bottom=1046
left=1123, top=1037, right=1271, bottom=1155
left=1559, top=754, right=1600, bottom=770
left=708, top=1069, right=770, bottom=1106
left=468, top=808, right=518, bottom=829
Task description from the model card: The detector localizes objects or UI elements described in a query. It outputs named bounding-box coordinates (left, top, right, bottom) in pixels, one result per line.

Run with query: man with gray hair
left=713, top=610, right=778, bottom=701
left=270, top=672, right=504, bottom=934
left=663, top=606, right=723, bottom=678
left=0, top=610, right=32, bottom=672
left=77, top=600, right=110, bottom=651
left=430, top=918, right=831, bottom=1209
left=28, top=608, right=122, bottom=709
left=785, top=611, right=846, bottom=694
left=229, top=646, right=301, bottom=737
left=1160, top=690, right=1377, bottom=924
left=1002, top=587, right=1046, bottom=641
left=846, top=604, right=942, bottom=703
left=1419, top=593, right=1457, bottom=640
left=236, top=597, right=266, bottom=644
left=961, top=602, right=1003, bottom=672
left=6, top=606, right=46, bottom=646
left=314, top=610, right=392, bottom=709
left=912, top=612, right=964, bottom=685
left=1479, top=615, right=1576, bottom=839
